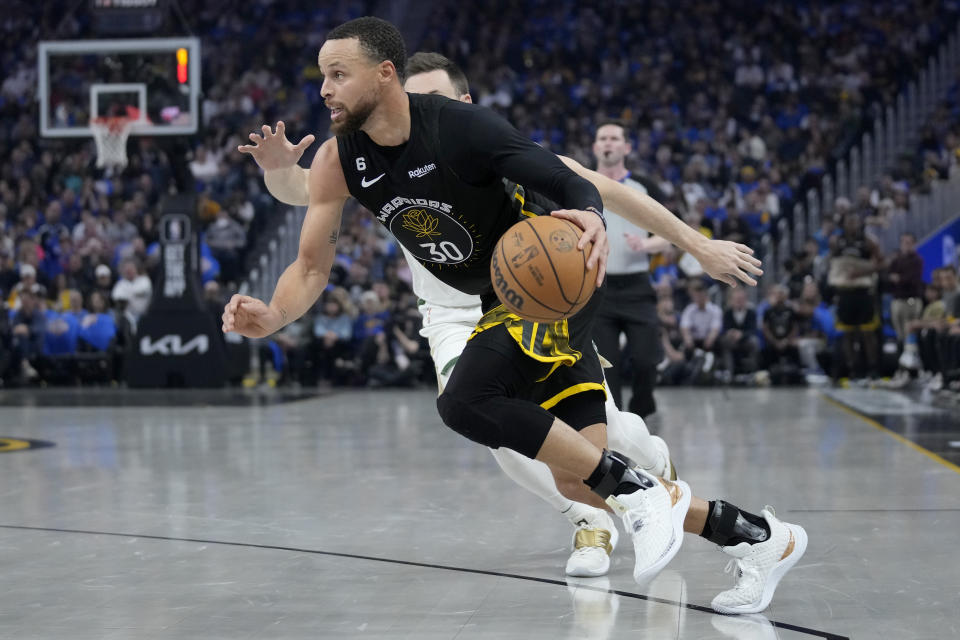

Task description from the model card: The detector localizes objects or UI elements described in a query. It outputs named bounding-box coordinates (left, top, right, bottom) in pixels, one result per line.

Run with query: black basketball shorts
left=465, top=284, right=608, bottom=430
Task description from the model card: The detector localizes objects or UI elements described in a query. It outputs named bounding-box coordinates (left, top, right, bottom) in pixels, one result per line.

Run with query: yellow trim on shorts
left=539, top=382, right=607, bottom=411
left=469, top=304, right=582, bottom=381
left=512, top=186, right=537, bottom=218
left=835, top=314, right=881, bottom=332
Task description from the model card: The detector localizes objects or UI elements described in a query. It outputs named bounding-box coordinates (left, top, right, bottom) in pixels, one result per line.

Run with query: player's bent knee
left=436, top=390, right=505, bottom=450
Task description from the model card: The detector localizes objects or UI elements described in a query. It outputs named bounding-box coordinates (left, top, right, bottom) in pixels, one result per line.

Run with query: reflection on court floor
left=1, top=388, right=956, bottom=639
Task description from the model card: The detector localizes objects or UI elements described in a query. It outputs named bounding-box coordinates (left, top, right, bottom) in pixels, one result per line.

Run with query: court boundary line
left=0, top=523, right=849, bottom=640
left=822, top=394, right=960, bottom=475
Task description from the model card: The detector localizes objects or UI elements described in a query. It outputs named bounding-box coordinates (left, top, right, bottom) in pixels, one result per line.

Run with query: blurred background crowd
left=2, top=0, right=959, bottom=396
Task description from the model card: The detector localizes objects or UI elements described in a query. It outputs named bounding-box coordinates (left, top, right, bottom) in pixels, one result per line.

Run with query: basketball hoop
left=91, top=116, right=134, bottom=169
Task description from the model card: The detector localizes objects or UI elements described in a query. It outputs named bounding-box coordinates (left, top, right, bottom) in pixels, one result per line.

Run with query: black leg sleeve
left=437, top=328, right=558, bottom=459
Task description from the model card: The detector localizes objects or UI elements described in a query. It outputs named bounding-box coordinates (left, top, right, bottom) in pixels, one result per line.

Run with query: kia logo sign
left=139, top=334, right=209, bottom=356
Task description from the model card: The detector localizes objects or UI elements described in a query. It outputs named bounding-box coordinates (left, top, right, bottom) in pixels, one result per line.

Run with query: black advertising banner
left=126, top=194, right=227, bottom=388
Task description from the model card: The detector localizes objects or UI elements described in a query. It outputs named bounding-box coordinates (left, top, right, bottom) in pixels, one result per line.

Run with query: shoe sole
left=632, top=479, right=691, bottom=585
left=565, top=556, right=611, bottom=578
left=712, top=524, right=808, bottom=615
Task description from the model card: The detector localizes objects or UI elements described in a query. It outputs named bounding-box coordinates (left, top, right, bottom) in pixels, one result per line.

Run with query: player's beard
left=329, top=88, right=379, bottom=135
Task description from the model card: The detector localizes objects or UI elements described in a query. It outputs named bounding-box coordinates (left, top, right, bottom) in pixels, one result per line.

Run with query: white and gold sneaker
left=711, top=507, right=808, bottom=614
left=565, top=509, right=619, bottom=577
left=606, top=471, right=690, bottom=585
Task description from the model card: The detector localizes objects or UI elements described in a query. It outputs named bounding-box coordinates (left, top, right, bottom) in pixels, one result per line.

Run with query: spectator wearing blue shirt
left=58, top=188, right=83, bottom=229
left=795, top=285, right=836, bottom=381
left=354, top=290, right=392, bottom=385
left=740, top=190, right=773, bottom=237
left=354, top=290, right=390, bottom=344
left=768, top=167, right=793, bottom=205
left=42, top=303, right=80, bottom=357
left=703, top=201, right=729, bottom=230
left=311, top=296, right=354, bottom=385
left=775, top=98, right=809, bottom=131
left=812, top=217, right=839, bottom=257
left=78, top=290, right=118, bottom=352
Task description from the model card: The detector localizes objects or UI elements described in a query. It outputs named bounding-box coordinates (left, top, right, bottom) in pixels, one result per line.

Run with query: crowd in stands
left=422, top=0, right=956, bottom=218
left=2, top=0, right=959, bottom=393
left=654, top=204, right=960, bottom=392
left=0, top=1, right=373, bottom=386
left=251, top=200, right=433, bottom=388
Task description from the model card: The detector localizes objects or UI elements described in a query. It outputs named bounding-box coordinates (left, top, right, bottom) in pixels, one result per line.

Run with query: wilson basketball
left=490, top=215, right=598, bottom=322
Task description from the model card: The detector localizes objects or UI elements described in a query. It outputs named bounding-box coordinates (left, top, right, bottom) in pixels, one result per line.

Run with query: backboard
left=37, top=37, right=201, bottom=138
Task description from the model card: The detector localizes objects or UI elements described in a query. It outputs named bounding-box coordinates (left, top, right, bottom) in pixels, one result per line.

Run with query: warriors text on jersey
left=335, top=93, right=602, bottom=297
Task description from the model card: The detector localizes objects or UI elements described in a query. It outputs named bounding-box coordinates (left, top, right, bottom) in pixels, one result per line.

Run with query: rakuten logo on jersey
left=408, top=163, right=436, bottom=179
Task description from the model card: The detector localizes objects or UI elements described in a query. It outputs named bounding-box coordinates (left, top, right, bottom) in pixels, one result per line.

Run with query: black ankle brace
left=584, top=449, right=656, bottom=499
left=701, top=500, right=770, bottom=547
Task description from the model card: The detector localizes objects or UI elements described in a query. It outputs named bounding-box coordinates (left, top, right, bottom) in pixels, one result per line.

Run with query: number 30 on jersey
left=419, top=241, right=465, bottom=263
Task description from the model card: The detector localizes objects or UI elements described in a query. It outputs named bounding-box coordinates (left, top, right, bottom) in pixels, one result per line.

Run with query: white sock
left=489, top=447, right=573, bottom=512
left=561, top=500, right=607, bottom=527
left=599, top=361, right=662, bottom=471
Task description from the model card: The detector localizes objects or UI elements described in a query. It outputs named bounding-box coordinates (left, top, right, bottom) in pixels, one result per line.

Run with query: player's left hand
left=692, top=239, right=763, bottom=287
left=551, top=209, right=608, bottom=286
left=238, top=121, right=315, bottom=171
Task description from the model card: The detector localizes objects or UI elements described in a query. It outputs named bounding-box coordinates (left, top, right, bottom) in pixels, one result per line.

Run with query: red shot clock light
left=176, top=47, right=188, bottom=84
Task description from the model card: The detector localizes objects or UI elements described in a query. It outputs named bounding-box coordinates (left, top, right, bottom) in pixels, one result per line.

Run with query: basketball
left=490, top=215, right=598, bottom=322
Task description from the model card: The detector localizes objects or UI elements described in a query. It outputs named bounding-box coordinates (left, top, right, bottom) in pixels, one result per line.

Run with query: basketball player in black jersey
left=829, top=212, right=882, bottom=379
left=222, top=18, right=806, bottom=612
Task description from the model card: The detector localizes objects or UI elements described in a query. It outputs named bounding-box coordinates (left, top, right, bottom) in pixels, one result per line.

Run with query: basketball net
left=91, top=116, right=134, bottom=169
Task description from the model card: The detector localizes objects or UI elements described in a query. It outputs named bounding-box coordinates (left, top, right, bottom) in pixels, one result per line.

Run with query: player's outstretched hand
left=624, top=232, right=648, bottom=253
left=237, top=121, right=315, bottom=171
left=551, top=209, right=608, bottom=287
left=694, top=239, right=763, bottom=287
left=221, top=294, right=283, bottom=338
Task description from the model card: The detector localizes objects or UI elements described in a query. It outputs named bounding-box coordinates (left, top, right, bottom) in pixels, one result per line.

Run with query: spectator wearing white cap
left=6, top=263, right=47, bottom=311
left=111, top=259, right=152, bottom=328
left=93, top=264, right=114, bottom=303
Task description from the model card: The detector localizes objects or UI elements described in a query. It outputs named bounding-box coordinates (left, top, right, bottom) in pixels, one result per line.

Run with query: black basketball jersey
left=336, top=93, right=520, bottom=296
left=834, top=233, right=872, bottom=260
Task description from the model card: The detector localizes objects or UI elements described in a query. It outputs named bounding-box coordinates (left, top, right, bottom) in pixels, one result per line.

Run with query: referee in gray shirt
left=591, top=122, right=670, bottom=418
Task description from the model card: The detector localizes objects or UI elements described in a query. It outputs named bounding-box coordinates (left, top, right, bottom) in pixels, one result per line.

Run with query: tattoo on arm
left=329, top=230, right=339, bottom=244
left=279, top=307, right=288, bottom=325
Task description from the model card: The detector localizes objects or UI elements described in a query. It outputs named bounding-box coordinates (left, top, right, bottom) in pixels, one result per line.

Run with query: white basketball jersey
left=401, top=245, right=481, bottom=308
